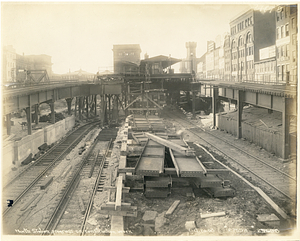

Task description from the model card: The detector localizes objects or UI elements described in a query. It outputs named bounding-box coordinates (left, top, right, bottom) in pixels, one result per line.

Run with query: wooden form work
left=100, top=176, right=137, bottom=217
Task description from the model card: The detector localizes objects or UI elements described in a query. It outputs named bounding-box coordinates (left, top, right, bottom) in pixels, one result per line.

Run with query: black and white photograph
left=1, top=2, right=298, bottom=240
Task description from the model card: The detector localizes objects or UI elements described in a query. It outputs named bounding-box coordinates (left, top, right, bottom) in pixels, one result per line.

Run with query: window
left=282, top=45, right=285, bottom=57
left=232, top=40, right=236, bottom=49
left=277, top=28, right=280, bottom=39
left=246, top=32, right=252, bottom=43
left=292, top=34, right=297, bottom=45
left=281, top=26, right=285, bottom=38
left=245, top=19, right=248, bottom=27
left=277, top=12, right=280, bottom=21
left=292, top=51, right=296, bottom=62
left=292, top=18, right=296, bottom=29
left=238, top=36, right=244, bottom=47
left=286, top=44, right=289, bottom=57
left=286, top=24, right=289, bottom=36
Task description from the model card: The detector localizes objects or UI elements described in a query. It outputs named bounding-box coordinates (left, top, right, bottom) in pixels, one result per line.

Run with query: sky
left=1, top=3, right=277, bottom=74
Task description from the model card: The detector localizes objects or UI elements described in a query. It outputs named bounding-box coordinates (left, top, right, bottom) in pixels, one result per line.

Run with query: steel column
left=86, top=96, right=89, bottom=118
left=192, top=91, right=196, bottom=119
left=237, top=90, right=244, bottom=139
left=65, top=98, right=73, bottom=115
left=79, top=97, right=83, bottom=120
left=212, top=86, right=218, bottom=128
left=6, top=113, right=11, bottom=136
left=282, top=97, right=289, bottom=159
left=94, top=95, right=97, bottom=116
left=25, top=106, right=32, bottom=135
left=74, top=97, right=78, bottom=117
left=50, top=101, right=55, bottom=124
left=34, top=104, right=39, bottom=125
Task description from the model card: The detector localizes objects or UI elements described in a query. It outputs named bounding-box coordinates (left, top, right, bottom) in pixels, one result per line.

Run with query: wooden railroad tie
left=100, top=176, right=137, bottom=217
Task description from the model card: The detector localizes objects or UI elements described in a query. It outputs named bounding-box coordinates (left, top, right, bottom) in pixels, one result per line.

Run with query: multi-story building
left=196, top=53, right=206, bottom=79
left=276, top=4, right=298, bottom=84
left=254, top=45, right=277, bottom=83
left=230, top=9, right=276, bottom=82
left=206, top=41, right=215, bottom=79
left=224, top=34, right=231, bottom=81
left=112, top=44, right=141, bottom=74
left=2, top=45, right=16, bottom=82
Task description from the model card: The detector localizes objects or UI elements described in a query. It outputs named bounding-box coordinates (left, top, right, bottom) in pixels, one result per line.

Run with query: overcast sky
left=2, top=3, right=277, bottom=74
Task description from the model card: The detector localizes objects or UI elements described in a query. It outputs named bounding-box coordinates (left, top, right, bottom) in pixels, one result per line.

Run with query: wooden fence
left=217, top=113, right=282, bottom=157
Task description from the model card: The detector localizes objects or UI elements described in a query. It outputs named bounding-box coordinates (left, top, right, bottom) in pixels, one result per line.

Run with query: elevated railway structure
left=2, top=68, right=297, bottom=159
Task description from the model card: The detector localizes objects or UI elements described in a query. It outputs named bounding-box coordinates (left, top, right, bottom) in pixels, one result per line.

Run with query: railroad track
left=164, top=109, right=296, bottom=202
left=2, top=121, right=100, bottom=216
left=42, top=129, right=116, bottom=235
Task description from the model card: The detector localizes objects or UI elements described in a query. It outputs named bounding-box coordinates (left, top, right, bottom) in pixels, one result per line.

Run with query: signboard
left=259, top=45, right=276, bottom=60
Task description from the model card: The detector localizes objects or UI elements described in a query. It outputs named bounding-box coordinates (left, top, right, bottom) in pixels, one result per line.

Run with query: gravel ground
left=3, top=128, right=101, bottom=235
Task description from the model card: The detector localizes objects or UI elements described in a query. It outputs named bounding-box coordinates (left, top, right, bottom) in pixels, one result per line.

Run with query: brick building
left=276, top=5, right=298, bottom=84
left=230, top=8, right=276, bottom=82
left=2, top=45, right=16, bottom=82
left=112, top=44, right=141, bottom=74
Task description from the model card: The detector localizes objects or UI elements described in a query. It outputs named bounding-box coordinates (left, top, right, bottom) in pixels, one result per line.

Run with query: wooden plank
left=195, top=143, right=289, bottom=220
left=99, top=209, right=137, bottom=217
left=115, top=176, right=123, bottom=211
left=200, top=211, right=226, bottom=219
left=103, top=186, right=130, bottom=193
left=169, top=149, right=180, bottom=177
left=146, top=132, right=194, bottom=156
left=254, top=187, right=288, bottom=219
left=105, top=202, right=131, bottom=207
left=40, top=176, right=53, bottom=190
left=165, top=200, right=180, bottom=216
left=111, top=215, right=124, bottom=236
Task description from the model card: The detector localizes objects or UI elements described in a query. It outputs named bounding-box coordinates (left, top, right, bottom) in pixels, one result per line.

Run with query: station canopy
left=140, top=55, right=182, bottom=69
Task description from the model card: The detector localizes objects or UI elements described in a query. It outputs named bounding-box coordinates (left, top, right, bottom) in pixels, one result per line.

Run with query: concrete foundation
left=2, top=116, right=76, bottom=176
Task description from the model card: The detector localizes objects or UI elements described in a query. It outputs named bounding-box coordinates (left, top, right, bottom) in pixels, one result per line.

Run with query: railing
left=196, top=73, right=298, bottom=86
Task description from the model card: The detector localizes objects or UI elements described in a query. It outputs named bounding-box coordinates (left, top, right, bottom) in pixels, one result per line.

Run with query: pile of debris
left=39, top=112, right=65, bottom=122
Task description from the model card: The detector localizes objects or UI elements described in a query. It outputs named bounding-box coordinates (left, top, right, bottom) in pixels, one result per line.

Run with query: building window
left=292, top=51, right=296, bottom=62
left=277, top=27, right=280, bottom=39
left=246, top=32, right=252, bottom=43
left=277, top=12, right=280, bottom=21
left=281, top=26, right=285, bottom=38
left=286, top=44, right=289, bottom=57
left=286, top=23, right=289, bottom=36
left=292, top=34, right=297, bottom=45
left=232, top=40, right=236, bottom=49
left=292, top=17, right=296, bottom=29
left=238, top=36, right=244, bottom=46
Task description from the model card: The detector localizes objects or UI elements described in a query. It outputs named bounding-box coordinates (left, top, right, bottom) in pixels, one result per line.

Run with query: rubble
left=185, top=221, right=196, bottom=231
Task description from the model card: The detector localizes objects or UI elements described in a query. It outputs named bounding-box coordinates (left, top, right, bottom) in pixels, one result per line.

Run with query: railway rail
left=42, top=130, right=116, bottom=235
left=2, top=121, right=100, bottom=216
left=164, top=109, right=296, bottom=202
